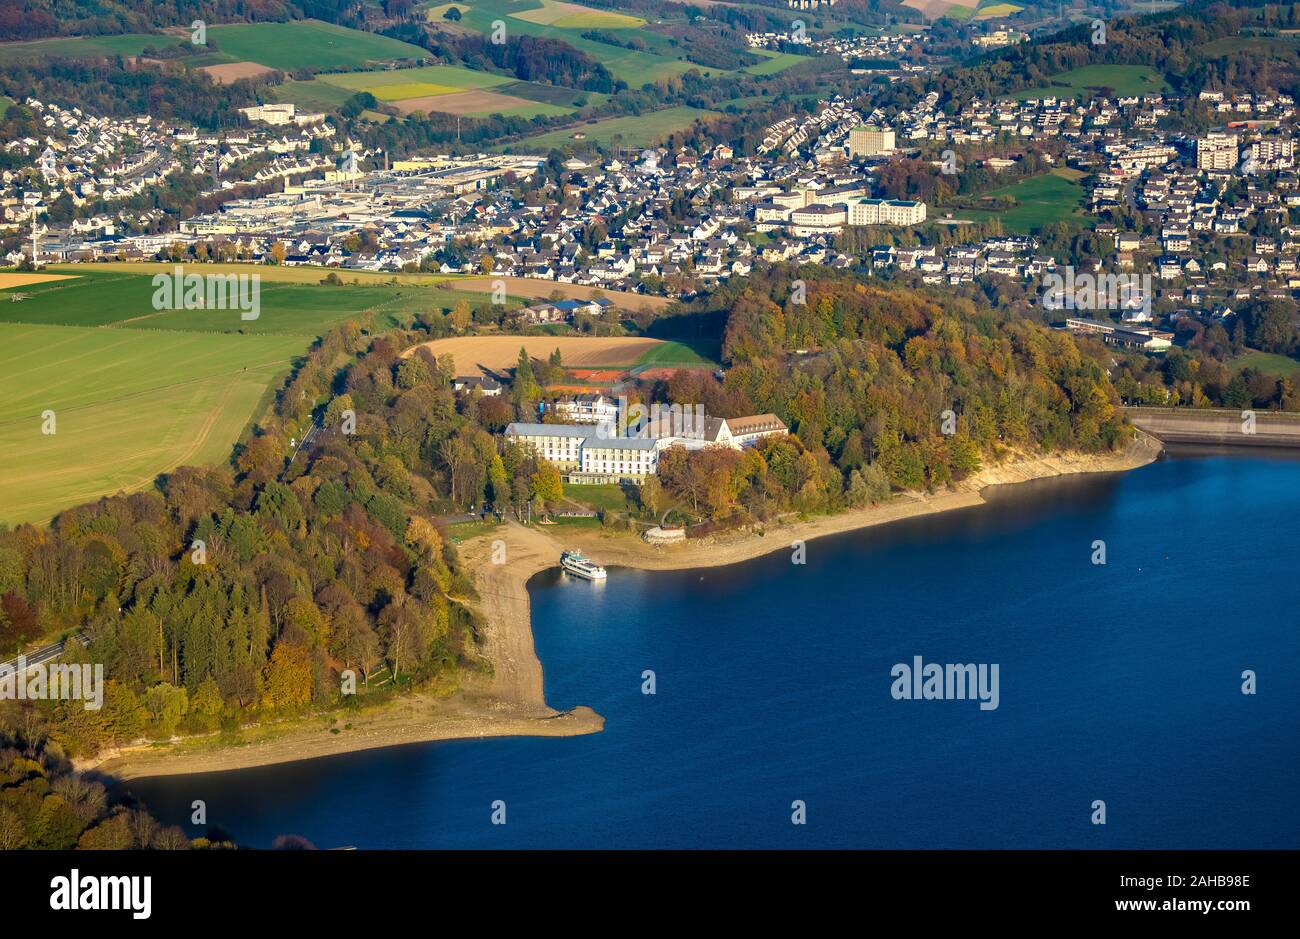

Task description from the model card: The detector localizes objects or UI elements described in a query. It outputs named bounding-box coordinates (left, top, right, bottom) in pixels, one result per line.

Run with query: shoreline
left=92, top=435, right=1160, bottom=784
left=545, top=434, right=1163, bottom=573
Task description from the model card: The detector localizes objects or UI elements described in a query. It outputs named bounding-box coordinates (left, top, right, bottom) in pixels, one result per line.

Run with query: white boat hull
left=561, top=555, right=607, bottom=580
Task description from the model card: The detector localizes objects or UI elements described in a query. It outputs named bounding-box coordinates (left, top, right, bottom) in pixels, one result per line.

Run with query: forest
left=0, top=1, right=356, bottom=41
left=631, top=270, right=1132, bottom=526
left=0, top=317, right=494, bottom=764
left=0, top=269, right=1136, bottom=772
left=0, top=729, right=214, bottom=849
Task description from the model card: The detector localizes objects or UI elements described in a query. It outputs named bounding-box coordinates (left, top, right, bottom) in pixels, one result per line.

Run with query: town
left=6, top=78, right=1299, bottom=351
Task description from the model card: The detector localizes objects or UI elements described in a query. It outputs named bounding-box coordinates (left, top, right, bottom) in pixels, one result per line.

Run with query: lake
left=122, top=453, right=1300, bottom=848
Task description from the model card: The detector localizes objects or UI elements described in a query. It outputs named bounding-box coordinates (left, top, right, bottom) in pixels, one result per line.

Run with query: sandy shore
left=545, top=435, right=1163, bottom=572
left=89, top=522, right=607, bottom=782
left=90, top=436, right=1159, bottom=782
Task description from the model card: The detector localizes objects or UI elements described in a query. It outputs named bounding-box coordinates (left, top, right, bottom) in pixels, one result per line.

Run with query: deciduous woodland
left=0, top=730, right=216, bottom=849
left=0, top=273, right=1132, bottom=782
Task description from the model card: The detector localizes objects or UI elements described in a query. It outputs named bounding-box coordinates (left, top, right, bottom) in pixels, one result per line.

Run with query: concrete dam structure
left=1125, top=407, right=1300, bottom=448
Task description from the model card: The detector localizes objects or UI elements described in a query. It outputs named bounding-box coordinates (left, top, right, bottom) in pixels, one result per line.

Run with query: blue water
left=122, top=454, right=1300, bottom=848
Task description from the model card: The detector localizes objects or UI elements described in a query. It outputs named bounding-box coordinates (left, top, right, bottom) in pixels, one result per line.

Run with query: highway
left=0, top=636, right=77, bottom=676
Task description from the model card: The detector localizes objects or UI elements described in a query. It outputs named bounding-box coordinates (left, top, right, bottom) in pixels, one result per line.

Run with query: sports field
left=0, top=323, right=303, bottom=526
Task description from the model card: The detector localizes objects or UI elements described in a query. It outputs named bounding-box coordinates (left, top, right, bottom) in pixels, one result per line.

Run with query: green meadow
left=319, top=64, right=511, bottom=91
left=953, top=169, right=1090, bottom=233
left=1231, top=350, right=1300, bottom=378
left=0, top=33, right=165, bottom=64
left=0, top=267, right=522, bottom=524
left=0, top=323, right=303, bottom=526
left=743, top=49, right=809, bottom=76
left=1010, top=65, right=1170, bottom=101
left=633, top=339, right=719, bottom=367
left=276, top=63, right=595, bottom=119
left=0, top=21, right=426, bottom=69
left=205, top=20, right=429, bottom=70
left=444, top=0, right=725, bottom=87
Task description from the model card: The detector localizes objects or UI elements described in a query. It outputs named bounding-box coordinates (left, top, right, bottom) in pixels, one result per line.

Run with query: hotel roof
left=505, top=423, right=659, bottom=449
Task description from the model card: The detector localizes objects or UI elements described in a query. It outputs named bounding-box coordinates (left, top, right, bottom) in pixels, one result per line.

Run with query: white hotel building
left=847, top=197, right=927, bottom=226
left=506, top=413, right=789, bottom=484
left=505, top=424, right=662, bottom=482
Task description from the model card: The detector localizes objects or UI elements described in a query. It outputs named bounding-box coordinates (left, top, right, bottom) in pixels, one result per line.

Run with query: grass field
left=954, top=169, right=1089, bottom=233
left=744, top=49, right=808, bottom=76
left=452, top=276, right=670, bottom=311
left=0, top=21, right=427, bottom=70
left=0, top=33, right=165, bottom=64
left=446, top=0, right=720, bottom=86
left=503, top=106, right=719, bottom=151
left=0, top=272, right=426, bottom=335
left=0, top=323, right=304, bottom=526
left=320, top=65, right=512, bottom=90
left=365, top=82, right=463, bottom=100
left=45, top=263, right=458, bottom=286
left=1231, top=350, right=1300, bottom=377
left=975, top=2, right=1023, bottom=16
left=512, top=0, right=644, bottom=28
left=206, top=20, right=429, bottom=71
left=272, top=79, right=359, bottom=113
left=282, top=64, right=576, bottom=118
left=0, top=96, right=12, bottom=117
left=562, top=482, right=632, bottom=514
left=1011, top=65, right=1170, bottom=101
left=0, top=263, right=523, bottom=524
left=633, top=339, right=718, bottom=367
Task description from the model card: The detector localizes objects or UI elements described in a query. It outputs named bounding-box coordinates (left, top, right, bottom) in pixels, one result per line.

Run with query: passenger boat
left=560, top=550, right=607, bottom=581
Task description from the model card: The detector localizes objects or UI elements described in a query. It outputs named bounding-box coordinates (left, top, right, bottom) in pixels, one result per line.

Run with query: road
left=0, top=637, right=74, bottom=677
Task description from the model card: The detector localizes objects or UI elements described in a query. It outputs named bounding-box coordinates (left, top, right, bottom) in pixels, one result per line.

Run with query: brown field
left=391, top=89, right=538, bottom=116
left=0, top=272, right=77, bottom=288
left=200, top=61, right=276, bottom=84
left=402, top=335, right=664, bottom=376
left=636, top=365, right=714, bottom=381
left=903, top=0, right=976, bottom=15
left=568, top=368, right=626, bottom=381
left=452, top=277, right=671, bottom=312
